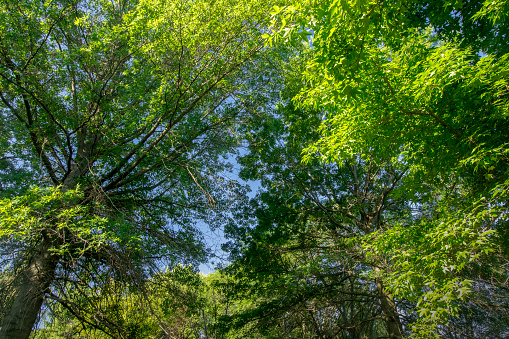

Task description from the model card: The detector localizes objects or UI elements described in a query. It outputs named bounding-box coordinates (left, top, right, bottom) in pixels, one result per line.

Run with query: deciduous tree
left=266, top=0, right=509, bottom=335
left=0, top=0, right=277, bottom=336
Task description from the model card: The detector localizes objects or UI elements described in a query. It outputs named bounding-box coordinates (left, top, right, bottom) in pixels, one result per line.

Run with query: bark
left=0, top=236, right=58, bottom=339
left=376, top=279, right=403, bottom=339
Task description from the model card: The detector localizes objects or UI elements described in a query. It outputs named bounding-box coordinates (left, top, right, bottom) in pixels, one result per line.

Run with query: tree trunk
left=0, top=236, right=58, bottom=339
left=376, top=280, right=403, bottom=339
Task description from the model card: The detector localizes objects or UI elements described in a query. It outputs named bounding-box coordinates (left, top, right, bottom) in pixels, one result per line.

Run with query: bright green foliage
left=33, top=266, right=254, bottom=339
left=0, top=0, right=279, bottom=335
left=219, top=55, right=413, bottom=337
left=365, top=196, right=499, bottom=333
left=473, top=0, right=509, bottom=24
left=33, top=265, right=205, bottom=338
left=0, top=186, right=130, bottom=256
left=303, top=40, right=508, bottom=168
left=2, top=0, right=508, bottom=336
left=264, top=0, right=509, bottom=336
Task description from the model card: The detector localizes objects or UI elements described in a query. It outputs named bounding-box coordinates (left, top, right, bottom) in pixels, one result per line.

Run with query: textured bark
left=376, top=280, right=403, bottom=339
left=0, top=237, right=58, bottom=339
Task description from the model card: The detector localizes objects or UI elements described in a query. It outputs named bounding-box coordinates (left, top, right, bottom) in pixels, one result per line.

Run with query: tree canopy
left=255, top=0, right=509, bottom=336
left=0, top=0, right=279, bottom=336
left=1, top=0, right=508, bottom=338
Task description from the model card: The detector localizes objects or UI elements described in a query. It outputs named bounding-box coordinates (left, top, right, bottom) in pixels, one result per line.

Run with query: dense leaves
left=2, top=0, right=509, bottom=337
left=0, top=0, right=278, bottom=336
left=261, top=0, right=509, bottom=336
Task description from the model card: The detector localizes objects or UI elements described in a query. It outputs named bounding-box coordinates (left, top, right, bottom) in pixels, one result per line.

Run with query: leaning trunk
left=376, top=279, right=403, bottom=339
left=0, top=236, right=58, bottom=339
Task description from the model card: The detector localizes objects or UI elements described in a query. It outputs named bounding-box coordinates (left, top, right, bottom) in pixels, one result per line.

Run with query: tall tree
left=267, top=0, right=509, bottom=335
left=0, top=0, right=278, bottom=337
left=221, top=56, right=413, bottom=338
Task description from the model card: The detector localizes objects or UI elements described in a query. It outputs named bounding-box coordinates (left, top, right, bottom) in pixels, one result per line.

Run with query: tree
left=34, top=266, right=252, bottom=339
left=0, top=0, right=279, bottom=337
left=266, top=0, right=509, bottom=335
left=33, top=265, right=205, bottom=338
left=220, top=55, right=415, bottom=338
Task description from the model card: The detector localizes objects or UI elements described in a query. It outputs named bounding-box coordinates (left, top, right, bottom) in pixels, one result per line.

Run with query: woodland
left=0, top=0, right=508, bottom=338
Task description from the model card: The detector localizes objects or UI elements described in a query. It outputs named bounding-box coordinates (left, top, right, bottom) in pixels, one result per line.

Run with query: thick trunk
left=0, top=236, right=58, bottom=339
left=376, top=280, right=403, bottom=339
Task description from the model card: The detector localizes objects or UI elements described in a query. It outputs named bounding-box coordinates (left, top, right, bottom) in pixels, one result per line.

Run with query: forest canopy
left=0, top=0, right=508, bottom=338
